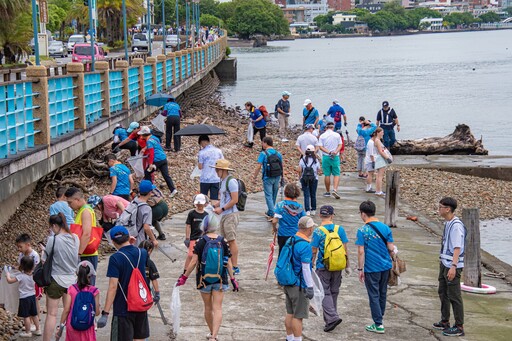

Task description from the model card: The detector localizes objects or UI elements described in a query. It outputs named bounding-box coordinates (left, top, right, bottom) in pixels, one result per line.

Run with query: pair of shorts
left=365, top=162, right=375, bottom=172
left=199, top=283, right=229, bottom=294
left=200, top=182, right=220, bottom=200
left=111, top=312, right=150, bottom=341
left=220, top=212, right=239, bottom=242
left=187, top=239, right=198, bottom=257
left=284, top=286, right=309, bottom=319
left=322, top=155, right=341, bottom=176
left=45, top=278, right=67, bottom=299
left=18, top=295, right=37, bottom=318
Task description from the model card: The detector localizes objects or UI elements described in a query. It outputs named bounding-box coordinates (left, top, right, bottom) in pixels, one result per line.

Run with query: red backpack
left=118, top=249, right=154, bottom=312
left=258, top=105, right=270, bottom=121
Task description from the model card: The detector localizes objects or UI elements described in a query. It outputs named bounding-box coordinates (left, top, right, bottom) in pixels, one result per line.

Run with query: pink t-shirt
left=102, top=195, right=129, bottom=221
left=66, top=285, right=99, bottom=341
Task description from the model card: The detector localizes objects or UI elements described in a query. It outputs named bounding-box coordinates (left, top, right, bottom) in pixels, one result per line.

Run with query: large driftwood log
left=390, top=124, right=488, bottom=155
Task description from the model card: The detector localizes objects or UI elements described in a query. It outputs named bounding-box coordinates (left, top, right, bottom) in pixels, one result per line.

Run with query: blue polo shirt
left=355, top=220, right=393, bottom=273
left=290, top=235, right=312, bottom=289
left=250, top=108, right=266, bottom=129
left=327, top=104, right=346, bottom=123
left=147, top=136, right=167, bottom=162
left=163, top=101, right=181, bottom=116
left=311, top=224, right=349, bottom=270
left=274, top=200, right=306, bottom=237
left=257, top=148, right=282, bottom=180
left=106, top=245, right=148, bottom=317
left=113, top=127, right=129, bottom=141
left=109, top=164, right=131, bottom=196
left=303, top=107, right=319, bottom=125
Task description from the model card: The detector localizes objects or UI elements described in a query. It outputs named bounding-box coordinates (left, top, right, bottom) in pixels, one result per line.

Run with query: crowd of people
left=0, top=91, right=468, bottom=341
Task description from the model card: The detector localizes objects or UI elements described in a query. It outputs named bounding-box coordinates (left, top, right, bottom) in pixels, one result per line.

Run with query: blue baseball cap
left=126, top=122, right=140, bottom=133
left=320, top=205, right=335, bottom=216
left=139, top=180, right=156, bottom=194
left=110, top=225, right=129, bottom=241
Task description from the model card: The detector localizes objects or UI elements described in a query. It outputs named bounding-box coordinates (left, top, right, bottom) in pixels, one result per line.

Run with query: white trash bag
left=310, top=270, right=325, bottom=317
left=151, top=113, right=166, bottom=133
left=0, top=266, right=20, bottom=313
left=190, top=165, right=201, bottom=179
left=127, top=153, right=146, bottom=178
left=171, top=285, right=181, bottom=335
left=246, top=121, right=254, bottom=144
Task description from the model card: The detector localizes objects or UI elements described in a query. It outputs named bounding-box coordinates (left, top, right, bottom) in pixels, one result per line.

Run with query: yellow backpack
left=318, top=225, right=347, bottom=271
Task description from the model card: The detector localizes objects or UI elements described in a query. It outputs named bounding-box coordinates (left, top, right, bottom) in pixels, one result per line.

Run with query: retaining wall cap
left=146, top=57, right=157, bottom=63
left=67, top=62, right=84, bottom=73
left=25, top=65, right=47, bottom=78
left=166, top=52, right=175, bottom=58
left=175, top=51, right=182, bottom=56
left=157, top=55, right=167, bottom=61
left=132, top=58, right=144, bottom=66
left=115, top=60, right=129, bottom=68
left=95, top=61, right=110, bottom=70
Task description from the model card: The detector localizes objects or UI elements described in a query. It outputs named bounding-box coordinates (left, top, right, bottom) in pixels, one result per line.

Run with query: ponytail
left=76, top=263, right=91, bottom=290
left=49, top=212, right=70, bottom=233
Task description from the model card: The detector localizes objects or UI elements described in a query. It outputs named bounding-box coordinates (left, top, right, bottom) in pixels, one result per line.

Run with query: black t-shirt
left=144, top=257, right=160, bottom=289
left=186, top=210, right=209, bottom=240
left=193, top=235, right=231, bottom=289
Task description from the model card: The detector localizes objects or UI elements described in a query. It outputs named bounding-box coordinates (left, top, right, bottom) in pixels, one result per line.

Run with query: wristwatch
left=357, top=268, right=363, bottom=272
left=451, top=264, right=457, bottom=268
left=101, top=310, right=110, bottom=316
left=221, top=207, right=225, bottom=212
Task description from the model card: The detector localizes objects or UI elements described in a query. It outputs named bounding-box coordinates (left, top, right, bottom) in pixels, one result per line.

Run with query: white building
left=332, top=13, right=357, bottom=25
left=285, top=0, right=329, bottom=23
left=419, top=17, right=444, bottom=30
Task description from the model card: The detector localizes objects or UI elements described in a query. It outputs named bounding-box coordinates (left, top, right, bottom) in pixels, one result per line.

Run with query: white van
left=67, top=35, right=87, bottom=50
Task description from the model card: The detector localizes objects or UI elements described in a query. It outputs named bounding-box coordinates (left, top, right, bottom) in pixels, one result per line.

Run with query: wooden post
left=384, top=170, right=399, bottom=228
left=462, top=208, right=481, bottom=288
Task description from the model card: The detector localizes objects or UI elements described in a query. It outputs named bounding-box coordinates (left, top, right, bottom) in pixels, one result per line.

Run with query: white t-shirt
left=15, top=273, right=35, bottom=299
left=318, top=129, right=342, bottom=153
left=365, top=139, right=378, bottom=164
left=17, top=250, right=40, bottom=266
left=219, top=176, right=239, bottom=215
left=441, top=217, right=466, bottom=268
left=299, top=157, right=320, bottom=180
left=295, top=132, right=318, bottom=153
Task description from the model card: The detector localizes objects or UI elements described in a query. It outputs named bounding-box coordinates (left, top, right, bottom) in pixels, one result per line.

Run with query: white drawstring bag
left=246, top=121, right=254, bottom=144
left=171, top=285, right=181, bottom=335
left=310, top=270, right=325, bottom=317
left=190, top=165, right=201, bottom=179
left=151, top=113, right=166, bottom=133
left=127, top=154, right=146, bottom=178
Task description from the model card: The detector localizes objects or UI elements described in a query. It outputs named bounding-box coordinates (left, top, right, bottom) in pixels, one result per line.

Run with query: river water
left=219, top=30, right=512, bottom=155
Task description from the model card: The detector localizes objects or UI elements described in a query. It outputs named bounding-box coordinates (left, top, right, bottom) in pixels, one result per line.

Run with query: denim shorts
left=199, top=283, right=229, bottom=293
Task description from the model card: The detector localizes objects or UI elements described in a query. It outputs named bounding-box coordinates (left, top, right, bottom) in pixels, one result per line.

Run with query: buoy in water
left=461, top=283, right=496, bottom=294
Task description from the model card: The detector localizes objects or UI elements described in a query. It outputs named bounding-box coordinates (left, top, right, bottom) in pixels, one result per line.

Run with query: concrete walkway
left=35, top=173, right=512, bottom=341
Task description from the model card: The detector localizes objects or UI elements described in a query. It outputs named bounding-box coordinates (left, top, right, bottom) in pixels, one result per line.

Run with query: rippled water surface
left=481, top=219, right=512, bottom=265
left=219, top=30, right=512, bottom=155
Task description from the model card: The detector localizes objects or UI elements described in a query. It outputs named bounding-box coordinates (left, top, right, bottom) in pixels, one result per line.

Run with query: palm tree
left=0, top=0, right=29, bottom=21
left=0, top=0, right=31, bottom=64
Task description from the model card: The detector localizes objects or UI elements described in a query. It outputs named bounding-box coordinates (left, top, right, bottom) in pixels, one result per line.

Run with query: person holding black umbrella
left=163, top=98, right=182, bottom=152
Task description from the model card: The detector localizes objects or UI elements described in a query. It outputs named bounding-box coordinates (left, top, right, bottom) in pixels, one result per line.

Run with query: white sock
left=293, top=337, right=302, bottom=341
left=286, top=335, right=294, bottom=341
left=366, top=184, right=372, bottom=190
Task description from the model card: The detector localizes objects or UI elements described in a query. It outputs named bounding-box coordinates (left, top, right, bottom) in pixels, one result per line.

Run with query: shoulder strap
left=118, top=249, right=136, bottom=269
left=73, top=284, right=80, bottom=293
left=304, top=108, right=314, bottom=121
left=367, top=222, right=388, bottom=246
left=318, top=226, right=329, bottom=236
left=334, top=225, right=340, bottom=234
left=225, top=175, right=234, bottom=193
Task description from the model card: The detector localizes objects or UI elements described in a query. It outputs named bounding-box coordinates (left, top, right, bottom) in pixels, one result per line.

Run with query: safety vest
left=75, top=205, right=98, bottom=257
left=439, top=217, right=466, bottom=268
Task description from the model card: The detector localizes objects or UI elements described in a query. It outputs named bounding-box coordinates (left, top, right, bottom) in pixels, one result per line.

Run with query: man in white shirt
left=295, top=124, right=318, bottom=157
left=318, top=122, right=342, bottom=199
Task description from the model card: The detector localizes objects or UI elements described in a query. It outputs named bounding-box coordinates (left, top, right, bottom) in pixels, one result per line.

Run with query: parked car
left=67, top=35, right=87, bottom=50
left=165, top=35, right=180, bottom=48
left=132, top=33, right=149, bottom=51
left=71, top=44, right=107, bottom=63
left=48, top=41, right=68, bottom=57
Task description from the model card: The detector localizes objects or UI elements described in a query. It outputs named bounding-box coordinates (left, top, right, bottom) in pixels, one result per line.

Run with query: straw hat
left=210, top=159, right=233, bottom=171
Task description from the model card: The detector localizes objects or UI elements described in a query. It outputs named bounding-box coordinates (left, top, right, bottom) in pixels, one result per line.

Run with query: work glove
left=153, top=291, right=160, bottom=304
left=97, top=313, right=108, bottom=328
left=371, top=161, right=376, bottom=169
left=305, top=287, right=314, bottom=300
left=112, top=146, right=120, bottom=153
left=231, top=277, right=239, bottom=292
left=176, top=274, right=188, bottom=286
left=146, top=164, right=157, bottom=172
left=55, top=324, right=64, bottom=341
left=344, top=122, right=348, bottom=127
left=184, top=238, right=190, bottom=248
left=386, top=158, right=393, bottom=164
left=345, top=267, right=352, bottom=277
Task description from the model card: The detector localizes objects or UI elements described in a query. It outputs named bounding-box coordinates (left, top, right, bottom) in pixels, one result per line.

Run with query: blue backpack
left=70, top=285, right=97, bottom=331
left=199, top=236, right=225, bottom=287
left=274, top=237, right=305, bottom=286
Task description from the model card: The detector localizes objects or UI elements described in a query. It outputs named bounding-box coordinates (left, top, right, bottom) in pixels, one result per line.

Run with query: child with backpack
left=5, top=256, right=42, bottom=337
left=298, top=145, right=320, bottom=217
left=271, top=183, right=306, bottom=255
left=183, top=194, right=210, bottom=272
left=138, top=241, right=160, bottom=305
left=56, top=261, right=99, bottom=341
left=176, top=210, right=239, bottom=341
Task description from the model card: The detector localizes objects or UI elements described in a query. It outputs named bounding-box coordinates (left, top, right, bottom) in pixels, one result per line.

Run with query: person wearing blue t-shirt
left=97, top=226, right=150, bottom=340
left=244, top=101, right=266, bottom=148
left=302, top=99, right=319, bottom=128
left=104, top=154, right=134, bottom=201
left=355, top=200, right=395, bottom=335
left=252, top=137, right=283, bottom=219
left=281, top=216, right=316, bottom=341
left=163, top=98, right=182, bottom=152
left=111, top=124, right=137, bottom=156
left=271, top=184, right=305, bottom=254
left=327, top=100, right=347, bottom=131
left=49, top=186, right=75, bottom=228
left=311, top=205, right=349, bottom=333
left=138, top=126, right=177, bottom=197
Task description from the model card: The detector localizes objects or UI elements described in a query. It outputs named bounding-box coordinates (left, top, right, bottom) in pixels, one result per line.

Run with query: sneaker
left=306, top=211, right=311, bottom=216
left=243, top=143, right=253, bottom=148
left=19, top=332, right=32, bottom=338
left=30, top=325, right=36, bottom=332
left=170, top=189, right=178, bottom=198
left=366, top=189, right=376, bottom=193
left=358, top=174, right=367, bottom=179
left=324, top=318, right=342, bottom=332
left=157, top=233, right=166, bottom=241
left=432, top=320, right=450, bottom=330
left=33, top=329, right=42, bottom=336
left=164, top=147, right=172, bottom=152
left=310, top=210, right=316, bottom=216
left=331, top=190, right=340, bottom=199
left=365, top=324, right=385, bottom=334
left=443, top=325, right=464, bottom=337
left=323, top=192, right=331, bottom=197
left=281, top=138, right=289, bottom=142
left=233, top=267, right=240, bottom=275
left=376, top=191, right=386, bottom=197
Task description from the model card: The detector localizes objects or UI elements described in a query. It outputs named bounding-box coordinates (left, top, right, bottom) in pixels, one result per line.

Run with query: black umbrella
left=174, top=124, right=226, bottom=136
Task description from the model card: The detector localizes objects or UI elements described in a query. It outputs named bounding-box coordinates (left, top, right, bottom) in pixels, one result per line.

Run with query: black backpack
left=225, top=176, right=248, bottom=212
left=301, top=156, right=316, bottom=183
left=264, top=150, right=283, bottom=178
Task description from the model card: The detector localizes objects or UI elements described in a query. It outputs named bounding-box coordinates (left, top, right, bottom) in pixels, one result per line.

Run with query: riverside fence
left=0, top=37, right=227, bottom=160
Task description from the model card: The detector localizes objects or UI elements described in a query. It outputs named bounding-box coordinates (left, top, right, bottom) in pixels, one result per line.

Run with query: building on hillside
left=141, top=0, right=155, bottom=27
left=332, top=13, right=357, bottom=26
left=327, top=0, right=355, bottom=11
left=356, top=3, right=384, bottom=13
left=283, top=0, right=329, bottom=23
left=419, top=17, right=444, bottom=30
left=274, top=0, right=287, bottom=6
left=282, top=7, right=307, bottom=23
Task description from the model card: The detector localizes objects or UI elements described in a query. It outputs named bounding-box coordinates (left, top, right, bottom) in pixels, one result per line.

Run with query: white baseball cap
left=137, top=125, right=151, bottom=135
left=194, top=193, right=207, bottom=205
left=306, top=144, right=315, bottom=152
left=303, top=99, right=312, bottom=106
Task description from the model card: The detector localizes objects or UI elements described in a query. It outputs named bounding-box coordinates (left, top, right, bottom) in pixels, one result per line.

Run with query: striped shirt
left=355, top=220, right=394, bottom=273
left=440, top=217, right=466, bottom=268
